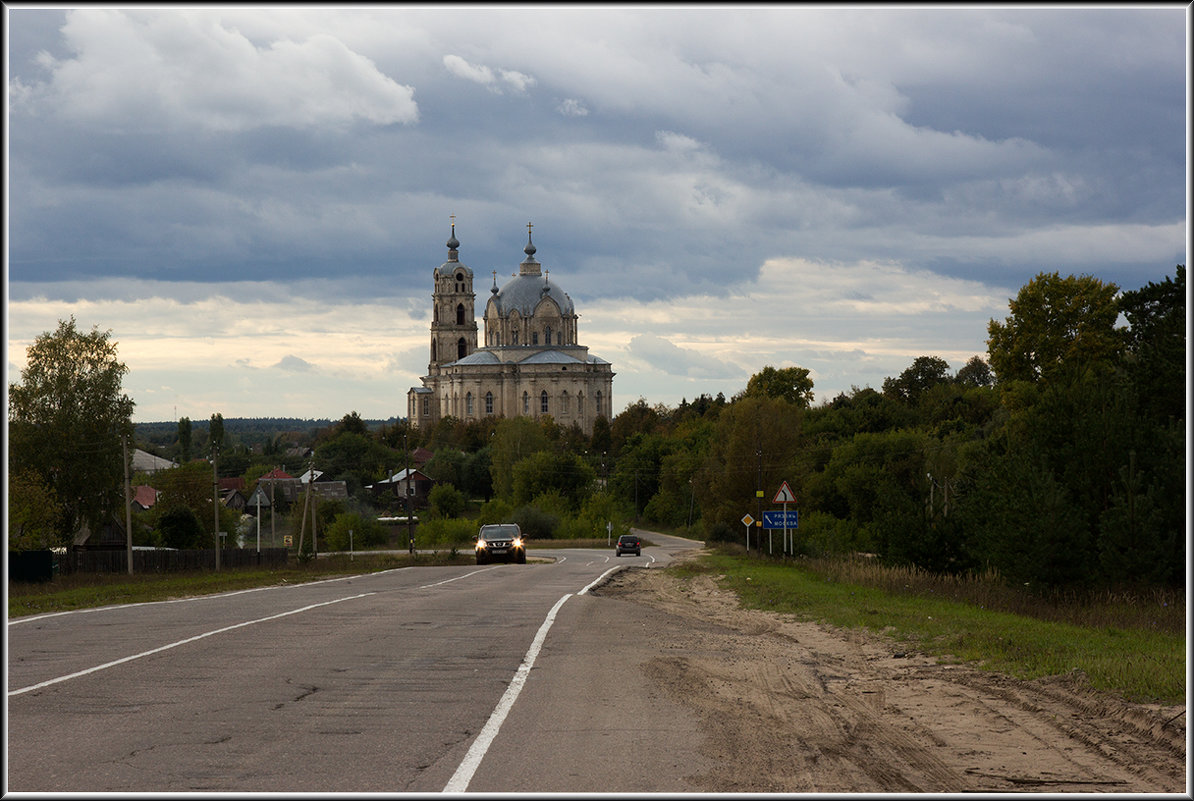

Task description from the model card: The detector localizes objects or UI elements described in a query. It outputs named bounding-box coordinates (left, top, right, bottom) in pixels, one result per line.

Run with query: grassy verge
left=678, top=552, right=1185, bottom=705
left=7, top=552, right=473, bottom=618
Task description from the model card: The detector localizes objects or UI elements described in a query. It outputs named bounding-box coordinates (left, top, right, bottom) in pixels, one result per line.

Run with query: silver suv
left=475, top=523, right=527, bottom=565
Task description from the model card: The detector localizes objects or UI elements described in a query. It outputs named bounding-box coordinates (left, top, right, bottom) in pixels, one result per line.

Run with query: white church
left=407, top=222, right=615, bottom=435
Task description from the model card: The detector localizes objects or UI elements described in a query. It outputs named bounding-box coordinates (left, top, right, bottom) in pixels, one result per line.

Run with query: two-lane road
left=7, top=532, right=707, bottom=793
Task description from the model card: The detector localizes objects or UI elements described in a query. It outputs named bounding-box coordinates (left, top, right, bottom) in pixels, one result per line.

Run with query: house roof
left=260, top=468, right=294, bottom=480
left=132, top=485, right=159, bottom=509
left=133, top=449, right=177, bottom=474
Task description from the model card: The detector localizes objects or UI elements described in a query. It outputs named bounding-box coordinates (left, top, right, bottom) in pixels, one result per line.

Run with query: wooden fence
left=55, top=547, right=290, bottom=575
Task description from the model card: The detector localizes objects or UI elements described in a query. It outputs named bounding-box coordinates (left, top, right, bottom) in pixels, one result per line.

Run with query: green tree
left=698, top=396, right=804, bottom=533
left=337, top=411, right=370, bottom=437
left=610, top=398, right=663, bottom=455
left=157, top=505, right=206, bottom=550
left=324, top=511, right=388, bottom=550
left=178, top=416, right=193, bottom=462
left=490, top=417, right=549, bottom=499
left=882, top=356, right=950, bottom=404
left=428, top=483, right=466, bottom=519
left=987, top=272, right=1122, bottom=385
left=8, top=317, right=136, bottom=545
left=211, top=413, right=225, bottom=452
left=741, top=365, right=815, bottom=407
left=955, top=355, right=994, bottom=388
left=8, top=468, right=63, bottom=550
left=511, top=451, right=596, bottom=509
left=315, top=431, right=396, bottom=495
left=589, top=414, right=612, bottom=456
left=1118, top=265, right=1185, bottom=423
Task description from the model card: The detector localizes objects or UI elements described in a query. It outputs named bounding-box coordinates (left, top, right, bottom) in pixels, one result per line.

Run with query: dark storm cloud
left=7, top=7, right=1185, bottom=303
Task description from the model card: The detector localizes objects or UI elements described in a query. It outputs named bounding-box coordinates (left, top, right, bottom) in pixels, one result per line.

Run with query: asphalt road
left=6, top=531, right=707, bottom=793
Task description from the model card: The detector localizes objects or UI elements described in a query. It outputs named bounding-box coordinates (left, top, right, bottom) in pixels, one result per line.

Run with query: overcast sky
left=6, top=6, right=1187, bottom=423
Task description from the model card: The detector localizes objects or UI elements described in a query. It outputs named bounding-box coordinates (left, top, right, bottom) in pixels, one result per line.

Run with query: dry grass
left=800, top=554, right=1185, bottom=635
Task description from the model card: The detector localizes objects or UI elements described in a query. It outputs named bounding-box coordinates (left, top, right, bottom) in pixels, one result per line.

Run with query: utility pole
left=212, top=444, right=220, bottom=570
left=405, top=434, right=414, bottom=554
left=123, top=434, right=133, bottom=575
left=756, top=448, right=763, bottom=542
left=270, top=466, right=276, bottom=549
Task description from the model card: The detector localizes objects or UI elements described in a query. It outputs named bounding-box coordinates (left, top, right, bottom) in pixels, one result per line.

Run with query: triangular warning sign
left=773, top=481, right=796, bottom=504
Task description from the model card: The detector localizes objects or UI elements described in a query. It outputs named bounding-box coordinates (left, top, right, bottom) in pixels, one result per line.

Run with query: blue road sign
left=762, top=510, right=799, bottom=529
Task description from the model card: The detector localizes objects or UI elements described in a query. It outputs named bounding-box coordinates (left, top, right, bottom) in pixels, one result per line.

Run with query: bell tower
left=429, top=218, right=477, bottom=371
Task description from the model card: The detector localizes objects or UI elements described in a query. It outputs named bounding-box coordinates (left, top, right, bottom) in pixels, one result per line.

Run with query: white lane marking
left=8, top=569, right=404, bottom=626
left=419, top=566, right=498, bottom=589
left=8, top=592, right=375, bottom=697
left=443, top=592, right=573, bottom=792
left=579, top=566, right=623, bottom=595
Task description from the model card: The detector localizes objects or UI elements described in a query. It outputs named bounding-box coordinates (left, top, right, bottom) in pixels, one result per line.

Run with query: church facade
left=407, top=223, right=614, bottom=435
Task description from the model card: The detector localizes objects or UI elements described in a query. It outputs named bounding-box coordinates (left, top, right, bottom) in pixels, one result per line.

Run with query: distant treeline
left=136, top=417, right=399, bottom=452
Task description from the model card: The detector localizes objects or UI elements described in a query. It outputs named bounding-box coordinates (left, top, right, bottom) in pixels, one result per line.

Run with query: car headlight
left=475, top=539, right=486, bottom=550
left=512, top=537, right=523, bottom=549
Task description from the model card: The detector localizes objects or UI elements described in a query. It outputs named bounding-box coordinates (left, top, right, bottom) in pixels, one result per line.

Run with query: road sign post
left=773, top=482, right=797, bottom=555
left=741, top=514, right=753, bottom=552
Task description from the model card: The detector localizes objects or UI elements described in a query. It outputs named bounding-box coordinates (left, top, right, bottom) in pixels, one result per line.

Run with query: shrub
left=428, top=483, right=466, bottom=519
left=476, top=498, right=514, bottom=526
left=417, top=517, right=478, bottom=548
left=323, top=512, right=388, bottom=551
left=512, top=504, right=559, bottom=539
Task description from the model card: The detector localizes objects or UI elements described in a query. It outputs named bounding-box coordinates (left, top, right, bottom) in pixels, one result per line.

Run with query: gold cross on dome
left=527, top=221, right=533, bottom=234
left=450, top=214, right=456, bottom=226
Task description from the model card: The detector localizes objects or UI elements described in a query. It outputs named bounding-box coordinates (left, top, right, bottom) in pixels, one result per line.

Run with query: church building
left=407, top=222, right=614, bottom=435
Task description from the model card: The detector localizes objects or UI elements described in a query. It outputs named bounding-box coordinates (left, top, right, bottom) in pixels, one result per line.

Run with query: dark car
left=475, top=523, right=527, bottom=564
left=615, top=533, right=641, bottom=556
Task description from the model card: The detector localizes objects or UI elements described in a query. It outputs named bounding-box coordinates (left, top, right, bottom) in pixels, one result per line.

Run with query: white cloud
left=556, top=98, right=589, bottom=117
left=655, top=130, right=703, bottom=154
left=626, top=334, right=747, bottom=380
left=443, top=53, right=535, bottom=94
left=273, top=355, right=315, bottom=372
left=14, top=9, right=419, bottom=132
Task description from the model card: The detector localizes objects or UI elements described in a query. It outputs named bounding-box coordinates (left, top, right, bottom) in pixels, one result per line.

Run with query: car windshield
left=482, top=525, right=518, bottom=539
left=619, top=536, right=638, bottom=543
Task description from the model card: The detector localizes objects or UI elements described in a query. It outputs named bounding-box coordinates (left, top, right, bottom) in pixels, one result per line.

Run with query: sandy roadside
left=595, top=563, right=1187, bottom=793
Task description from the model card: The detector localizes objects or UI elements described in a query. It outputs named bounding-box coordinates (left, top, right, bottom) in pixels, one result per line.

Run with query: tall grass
left=801, top=553, right=1185, bottom=634
left=681, top=550, right=1185, bottom=705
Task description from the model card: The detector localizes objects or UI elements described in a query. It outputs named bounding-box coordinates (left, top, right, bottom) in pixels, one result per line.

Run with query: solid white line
left=579, top=566, right=623, bottom=595
left=442, top=592, right=573, bottom=792
left=8, top=592, right=376, bottom=697
left=8, top=569, right=403, bottom=626
left=419, top=566, right=498, bottom=589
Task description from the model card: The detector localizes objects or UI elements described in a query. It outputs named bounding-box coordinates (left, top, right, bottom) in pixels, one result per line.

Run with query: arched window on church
left=466, top=392, right=474, bottom=417
left=577, top=392, right=584, bottom=416
left=485, top=391, right=494, bottom=415
left=561, top=391, right=569, bottom=415
left=431, top=340, right=437, bottom=362
left=596, top=391, right=603, bottom=416
left=522, top=391, right=529, bottom=414
left=540, top=390, right=549, bottom=414
left=512, top=330, right=520, bottom=346
left=457, top=338, right=467, bottom=359
left=456, top=303, right=466, bottom=325
left=545, top=326, right=552, bottom=346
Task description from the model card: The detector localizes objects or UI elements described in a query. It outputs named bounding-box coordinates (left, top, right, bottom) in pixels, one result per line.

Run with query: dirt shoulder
left=595, top=560, right=1187, bottom=793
